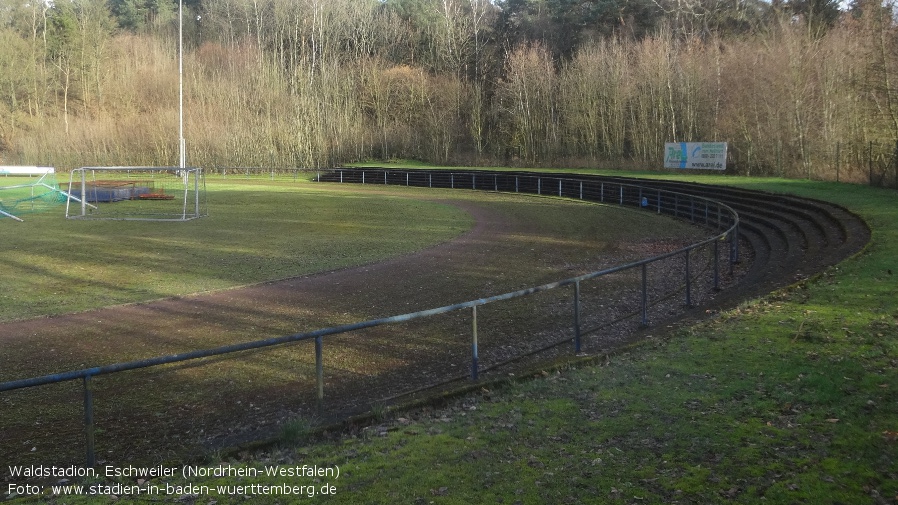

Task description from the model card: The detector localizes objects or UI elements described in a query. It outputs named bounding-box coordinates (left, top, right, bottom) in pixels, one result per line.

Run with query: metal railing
left=0, top=169, right=739, bottom=467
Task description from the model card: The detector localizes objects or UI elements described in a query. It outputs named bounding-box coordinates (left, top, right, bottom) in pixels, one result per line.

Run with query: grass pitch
left=0, top=178, right=473, bottom=322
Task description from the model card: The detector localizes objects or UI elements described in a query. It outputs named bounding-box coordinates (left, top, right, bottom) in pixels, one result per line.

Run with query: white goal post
left=65, top=167, right=207, bottom=221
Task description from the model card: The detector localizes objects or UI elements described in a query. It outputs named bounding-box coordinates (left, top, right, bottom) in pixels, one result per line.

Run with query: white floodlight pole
left=178, top=0, right=186, bottom=169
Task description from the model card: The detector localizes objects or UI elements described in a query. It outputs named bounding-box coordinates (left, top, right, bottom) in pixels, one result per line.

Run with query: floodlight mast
left=178, top=0, right=185, bottom=169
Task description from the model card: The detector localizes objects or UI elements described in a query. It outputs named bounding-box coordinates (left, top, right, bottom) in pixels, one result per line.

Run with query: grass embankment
left=0, top=178, right=472, bottom=322
left=75, top=175, right=893, bottom=505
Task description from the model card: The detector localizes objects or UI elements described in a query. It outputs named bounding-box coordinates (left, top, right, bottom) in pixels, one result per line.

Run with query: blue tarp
left=69, top=186, right=151, bottom=203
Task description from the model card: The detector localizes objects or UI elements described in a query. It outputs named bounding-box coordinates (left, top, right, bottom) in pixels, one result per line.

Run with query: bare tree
left=499, top=43, right=558, bottom=163
left=559, top=39, right=630, bottom=162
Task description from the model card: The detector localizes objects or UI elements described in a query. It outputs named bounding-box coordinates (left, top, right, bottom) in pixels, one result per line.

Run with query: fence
left=0, top=169, right=739, bottom=467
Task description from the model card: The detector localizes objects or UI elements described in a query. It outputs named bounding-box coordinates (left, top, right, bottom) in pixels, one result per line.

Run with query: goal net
left=0, top=167, right=68, bottom=222
left=66, top=167, right=207, bottom=221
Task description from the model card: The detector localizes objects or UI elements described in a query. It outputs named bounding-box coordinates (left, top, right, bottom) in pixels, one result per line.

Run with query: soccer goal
left=0, top=166, right=75, bottom=221
left=65, top=167, right=207, bottom=221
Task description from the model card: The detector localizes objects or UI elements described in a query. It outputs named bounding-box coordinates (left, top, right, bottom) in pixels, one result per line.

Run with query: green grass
left=0, top=178, right=472, bottom=322
left=7, top=172, right=897, bottom=504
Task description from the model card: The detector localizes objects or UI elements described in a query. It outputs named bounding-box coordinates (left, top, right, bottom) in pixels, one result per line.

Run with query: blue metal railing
left=1, top=169, right=739, bottom=467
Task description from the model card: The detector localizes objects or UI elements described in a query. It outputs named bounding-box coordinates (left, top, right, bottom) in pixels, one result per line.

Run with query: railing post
left=685, top=249, right=692, bottom=307
left=315, top=336, right=324, bottom=415
left=734, top=223, right=740, bottom=263
left=362, top=171, right=365, bottom=184
left=714, top=238, right=720, bottom=291
left=384, top=170, right=387, bottom=185
left=641, top=263, right=648, bottom=326
left=619, top=185, right=623, bottom=205
left=558, top=179, right=562, bottom=197
left=83, top=375, right=96, bottom=467
left=538, top=177, right=541, bottom=195
left=494, top=175, right=498, bottom=192
left=729, top=228, right=736, bottom=275
left=579, top=181, right=583, bottom=200
left=473, top=174, right=476, bottom=190
left=600, top=182, right=604, bottom=202
left=515, top=176, right=519, bottom=193
left=471, top=306, right=479, bottom=380
left=657, top=190, right=661, bottom=214
left=451, top=173, right=454, bottom=189
left=406, top=172, right=409, bottom=186
left=429, top=173, right=432, bottom=188
left=574, top=281, right=582, bottom=354
left=340, top=170, right=343, bottom=184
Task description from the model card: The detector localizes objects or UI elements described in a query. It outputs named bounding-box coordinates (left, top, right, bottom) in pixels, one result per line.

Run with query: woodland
left=0, top=0, right=897, bottom=181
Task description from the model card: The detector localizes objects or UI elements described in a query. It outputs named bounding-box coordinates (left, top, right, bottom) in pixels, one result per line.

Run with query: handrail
left=0, top=169, right=739, bottom=467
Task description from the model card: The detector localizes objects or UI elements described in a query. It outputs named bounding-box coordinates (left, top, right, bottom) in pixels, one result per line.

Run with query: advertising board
left=664, top=142, right=727, bottom=170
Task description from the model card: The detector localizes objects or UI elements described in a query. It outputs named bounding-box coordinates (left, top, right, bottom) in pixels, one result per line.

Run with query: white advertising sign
left=664, top=142, right=727, bottom=170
